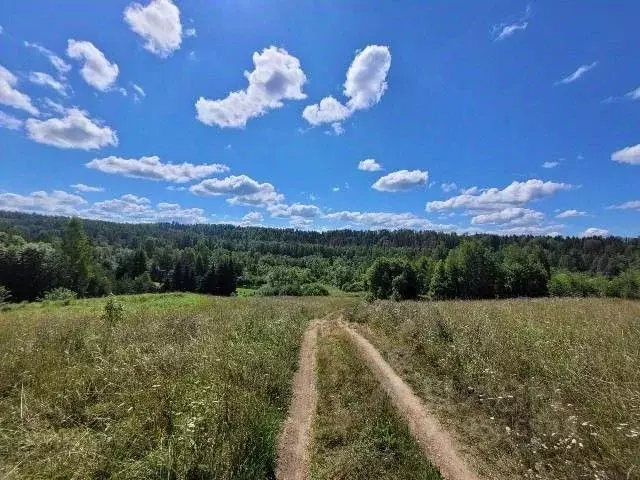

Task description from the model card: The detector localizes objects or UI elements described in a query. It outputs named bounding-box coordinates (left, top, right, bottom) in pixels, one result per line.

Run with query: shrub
left=43, top=287, right=78, bottom=302
left=0, top=285, right=10, bottom=304
left=300, top=283, right=329, bottom=296
left=102, top=295, right=124, bottom=325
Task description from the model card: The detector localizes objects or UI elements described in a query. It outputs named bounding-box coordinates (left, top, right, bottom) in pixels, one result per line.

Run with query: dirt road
left=275, top=321, right=320, bottom=480
left=342, top=322, right=480, bottom=480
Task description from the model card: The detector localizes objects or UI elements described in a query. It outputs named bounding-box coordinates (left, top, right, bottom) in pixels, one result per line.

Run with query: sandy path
left=341, top=322, right=480, bottom=480
left=275, top=321, right=320, bottom=480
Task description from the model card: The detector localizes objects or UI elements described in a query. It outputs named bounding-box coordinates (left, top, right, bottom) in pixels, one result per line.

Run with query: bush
left=0, top=286, right=10, bottom=303
left=300, top=283, right=329, bottom=296
left=42, top=287, right=78, bottom=302
left=102, top=295, right=124, bottom=325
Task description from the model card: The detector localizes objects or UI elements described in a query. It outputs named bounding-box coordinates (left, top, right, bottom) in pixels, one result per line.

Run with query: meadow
left=0, top=293, right=353, bottom=479
left=1, top=294, right=638, bottom=479
left=347, top=298, right=640, bottom=479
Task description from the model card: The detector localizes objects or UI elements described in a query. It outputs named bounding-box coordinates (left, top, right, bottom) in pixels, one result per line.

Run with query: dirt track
left=275, top=321, right=319, bottom=480
left=342, top=322, right=479, bottom=480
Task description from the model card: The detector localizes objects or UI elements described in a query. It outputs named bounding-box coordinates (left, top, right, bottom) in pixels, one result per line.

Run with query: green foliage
left=0, top=285, right=10, bottom=303
left=549, top=270, right=639, bottom=299
left=102, top=294, right=124, bottom=325
left=61, top=218, right=93, bottom=296
left=43, top=287, right=77, bottom=301
left=300, top=282, right=330, bottom=296
left=367, top=258, right=419, bottom=300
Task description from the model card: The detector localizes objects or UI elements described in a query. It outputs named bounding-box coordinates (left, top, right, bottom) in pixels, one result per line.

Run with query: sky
left=0, top=0, right=638, bottom=237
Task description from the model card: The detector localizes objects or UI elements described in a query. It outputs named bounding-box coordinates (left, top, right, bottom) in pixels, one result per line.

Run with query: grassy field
left=311, top=324, right=441, bottom=479
left=0, top=293, right=354, bottom=479
left=346, top=298, right=640, bottom=479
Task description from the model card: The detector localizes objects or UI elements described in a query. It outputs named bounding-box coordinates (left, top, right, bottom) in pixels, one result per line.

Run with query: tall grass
left=311, top=325, right=441, bottom=479
left=0, top=293, right=353, bottom=479
left=347, top=298, right=640, bottom=479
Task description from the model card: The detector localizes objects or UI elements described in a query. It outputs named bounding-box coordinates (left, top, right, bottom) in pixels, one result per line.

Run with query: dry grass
left=0, top=293, right=354, bottom=479
left=311, top=324, right=441, bottom=479
left=346, top=298, right=640, bottom=479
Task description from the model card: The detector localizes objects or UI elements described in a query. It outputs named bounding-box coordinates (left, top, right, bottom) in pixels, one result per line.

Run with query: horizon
left=1, top=1, right=638, bottom=238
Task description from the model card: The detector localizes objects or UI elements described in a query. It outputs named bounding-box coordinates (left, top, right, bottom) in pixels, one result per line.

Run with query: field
left=1, top=294, right=639, bottom=479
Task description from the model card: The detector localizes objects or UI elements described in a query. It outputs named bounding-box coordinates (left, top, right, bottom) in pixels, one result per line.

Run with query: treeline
left=366, top=242, right=640, bottom=301
left=0, top=211, right=639, bottom=303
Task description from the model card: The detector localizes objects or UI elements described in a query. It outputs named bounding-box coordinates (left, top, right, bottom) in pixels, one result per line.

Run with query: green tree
left=61, top=218, right=93, bottom=296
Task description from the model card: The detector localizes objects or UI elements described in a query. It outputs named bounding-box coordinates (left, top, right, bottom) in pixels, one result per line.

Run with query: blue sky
left=0, top=0, right=638, bottom=237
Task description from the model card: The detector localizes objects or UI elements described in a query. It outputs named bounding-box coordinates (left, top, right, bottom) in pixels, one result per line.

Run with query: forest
left=0, top=210, right=639, bottom=303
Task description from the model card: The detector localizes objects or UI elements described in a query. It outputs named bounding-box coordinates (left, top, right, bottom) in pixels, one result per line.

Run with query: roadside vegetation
left=346, top=298, right=640, bottom=479
left=0, top=293, right=354, bottom=479
left=311, top=324, right=441, bottom=479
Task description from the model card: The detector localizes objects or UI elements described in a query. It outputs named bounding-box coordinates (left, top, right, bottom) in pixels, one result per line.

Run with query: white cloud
left=332, top=186, right=340, bottom=192
left=495, top=225, right=563, bottom=237
left=555, top=62, right=597, bottom=85
left=582, top=227, right=609, bottom=237
left=0, top=190, right=86, bottom=216
left=185, top=28, right=197, bottom=38
left=41, top=98, right=67, bottom=115
left=625, top=86, right=640, bottom=101
left=87, top=155, right=228, bottom=182
left=330, top=122, right=344, bottom=135
left=190, top=174, right=284, bottom=207
left=493, top=22, right=528, bottom=41
left=90, top=194, right=206, bottom=223
left=441, top=182, right=457, bottom=193
left=324, top=210, right=452, bottom=231
left=24, top=42, right=71, bottom=77
left=427, top=179, right=572, bottom=212
left=124, top=0, right=183, bottom=58
left=26, top=108, right=118, bottom=150
left=167, top=185, right=186, bottom=191
left=611, top=144, right=640, bottom=165
left=607, top=200, right=640, bottom=211
left=302, top=96, right=350, bottom=125
left=491, top=5, right=531, bottom=41
left=556, top=209, right=586, bottom=218
left=71, top=183, right=104, bottom=193
left=542, top=161, right=559, bottom=169
left=242, top=211, right=264, bottom=224
left=358, top=158, right=383, bottom=172
left=471, top=207, right=544, bottom=226
left=66, top=40, right=119, bottom=91
left=196, top=47, right=307, bottom=128
left=303, top=45, right=391, bottom=131
left=0, top=64, right=39, bottom=115
left=268, top=203, right=321, bottom=219
left=0, top=111, right=23, bottom=130
left=28, top=72, right=67, bottom=96
left=372, top=169, right=428, bottom=192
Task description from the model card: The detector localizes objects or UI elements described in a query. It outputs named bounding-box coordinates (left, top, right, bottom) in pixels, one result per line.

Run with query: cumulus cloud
left=471, top=207, right=544, bottom=226
left=87, top=155, right=228, bottom=182
left=24, top=42, right=71, bottom=77
left=582, top=227, right=609, bottom=237
left=90, top=194, right=206, bottom=223
left=556, top=209, right=586, bottom=218
left=242, top=211, right=264, bottom=224
left=0, top=111, right=23, bottom=130
left=124, top=0, right=183, bottom=58
left=427, top=179, right=572, bottom=212
left=302, top=96, right=350, bottom=125
left=302, top=45, right=391, bottom=131
left=190, top=174, right=284, bottom=207
left=607, top=200, right=640, bottom=211
left=268, top=203, right=321, bottom=219
left=0, top=190, right=86, bottom=216
left=372, top=169, right=428, bottom=192
left=71, top=183, right=104, bottom=193
left=196, top=47, right=307, bottom=128
left=324, top=210, right=452, bottom=231
left=441, top=182, right=457, bottom=193
left=555, top=62, right=597, bottom=86
left=0, top=64, right=39, bottom=115
left=28, top=72, right=68, bottom=96
left=358, top=158, right=383, bottom=172
left=66, top=40, right=119, bottom=91
left=26, top=108, right=118, bottom=150
left=611, top=144, right=640, bottom=165
left=542, top=161, right=559, bottom=169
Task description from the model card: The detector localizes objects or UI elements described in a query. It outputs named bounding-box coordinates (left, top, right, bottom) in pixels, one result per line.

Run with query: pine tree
left=61, top=218, right=92, bottom=296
